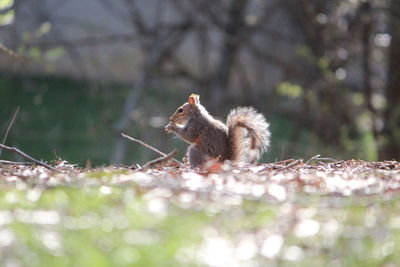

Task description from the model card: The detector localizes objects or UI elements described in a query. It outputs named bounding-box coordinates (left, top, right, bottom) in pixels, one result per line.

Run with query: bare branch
left=121, top=133, right=184, bottom=166
left=26, top=33, right=138, bottom=49
left=122, top=0, right=148, bottom=34
left=0, top=144, right=58, bottom=171
left=0, top=44, right=20, bottom=59
left=277, top=159, right=303, bottom=171
left=0, top=160, right=34, bottom=166
left=0, top=106, right=19, bottom=157
left=133, top=149, right=179, bottom=171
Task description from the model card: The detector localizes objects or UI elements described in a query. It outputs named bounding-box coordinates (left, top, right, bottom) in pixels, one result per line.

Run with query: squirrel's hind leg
left=188, top=144, right=205, bottom=168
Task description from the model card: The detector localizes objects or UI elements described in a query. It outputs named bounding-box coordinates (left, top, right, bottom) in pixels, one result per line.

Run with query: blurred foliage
left=0, top=73, right=379, bottom=166
left=0, top=0, right=12, bottom=8
left=277, top=82, right=303, bottom=99
left=0, top=0, right=14, bottom=26
left=0, top=74, right=206, bottom=166
left=0, top=74, right=125, bottom=165
left=0, top=0, right=393, bottom=162
left=0, top=9, right=13, bottom=25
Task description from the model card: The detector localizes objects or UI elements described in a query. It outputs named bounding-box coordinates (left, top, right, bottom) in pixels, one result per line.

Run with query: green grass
left=2, top=186, right=212, bottom=267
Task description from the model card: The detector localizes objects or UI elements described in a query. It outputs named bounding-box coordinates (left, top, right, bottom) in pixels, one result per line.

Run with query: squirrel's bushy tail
left=226, top=107, right=270, bottom=163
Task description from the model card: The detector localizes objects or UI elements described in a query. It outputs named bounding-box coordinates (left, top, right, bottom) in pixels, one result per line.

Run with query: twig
left=306, top=154, right=321, bottom=164
left=0, top=44, right=20, bottom=59
left=0, top=106, right=20, bottom=157
left=121, top=133, right=184, bottom=166
left=278, top=159, right=303, bottom=171
left=274, top=158, right=297, bottom=165
left=314, top=157, right=339, bottom=163
left=134, top=149, right=179, bottom=172
left=0, top=144, right=58, bottom=171
left=306, top=154, right=338, bottom=164
left=0, top=160, right=34, bottom=166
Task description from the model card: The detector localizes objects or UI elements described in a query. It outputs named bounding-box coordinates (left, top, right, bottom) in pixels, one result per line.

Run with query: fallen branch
left=0, top=160, right=34, bottom=166
left=0, top=106, right=20, bottom=157
left=0, top=44, right=21, bottom=59
left=134, top=149, right=179, bottom=171
left=278, top=159, right=303, bottom=171
left=274, top=158, right=298, bottom=165
left=306, top=154, right=338, bottom=164
left=121, top=133, right=184, bottom=166
left=0, top=144, right=58, bottom=171
left=306, top=154, right=321, bottom=164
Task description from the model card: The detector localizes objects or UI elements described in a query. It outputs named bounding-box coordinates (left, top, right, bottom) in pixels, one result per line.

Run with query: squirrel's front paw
left=165, top=122, right=176, bottom=133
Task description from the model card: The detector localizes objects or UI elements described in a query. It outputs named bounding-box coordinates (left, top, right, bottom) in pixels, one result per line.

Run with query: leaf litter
left=0, top=159, right=399, bottom=266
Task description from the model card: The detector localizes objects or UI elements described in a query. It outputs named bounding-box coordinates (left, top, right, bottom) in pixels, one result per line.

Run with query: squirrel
left=165, top=94, right=271, bottom=168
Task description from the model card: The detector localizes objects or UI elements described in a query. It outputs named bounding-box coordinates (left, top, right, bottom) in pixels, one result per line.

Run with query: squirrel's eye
left=178, top=108, right=183, bottom=113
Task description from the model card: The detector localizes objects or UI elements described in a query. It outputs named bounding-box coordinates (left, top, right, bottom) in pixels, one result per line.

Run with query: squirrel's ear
left=188, top=94, right=200, bottom=105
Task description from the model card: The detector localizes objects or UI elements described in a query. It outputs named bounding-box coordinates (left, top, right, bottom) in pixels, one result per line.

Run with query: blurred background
left=0, top=0, right=399, bottom=166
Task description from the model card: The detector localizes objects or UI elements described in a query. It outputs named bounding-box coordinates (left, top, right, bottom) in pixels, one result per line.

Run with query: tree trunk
left=111, top=71, right=150, bottom=164
left=210, top=0, right=249, bottom=109
left=111, top=46, right=162, bottom=164
left=380, top=0, right=400, bottom=160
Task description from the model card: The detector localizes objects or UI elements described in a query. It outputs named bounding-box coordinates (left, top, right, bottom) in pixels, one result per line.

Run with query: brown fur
left=165, top=95, right=270, bottom=168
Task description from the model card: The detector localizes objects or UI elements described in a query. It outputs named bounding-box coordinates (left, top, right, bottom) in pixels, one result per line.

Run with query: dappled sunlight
left=41, top=231, right=63, bottom=256
left=260, top=234, right=284, bottom=259
left=0, top=228, right=15, bottom=247
left=197, top=236, right=236, bottom=267
left=15, top=209, right=61, bottom=225
left=294, top=219, right=320, bottom=238
left=236, top=235, right=258, bottom=261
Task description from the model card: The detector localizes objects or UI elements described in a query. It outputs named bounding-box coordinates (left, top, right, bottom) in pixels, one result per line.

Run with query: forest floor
left=0, top=159, right=399, bottom=266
